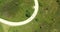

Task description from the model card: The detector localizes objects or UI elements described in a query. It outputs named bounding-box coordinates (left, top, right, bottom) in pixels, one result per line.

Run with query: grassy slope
left=0, top=0, right=60, bottom=32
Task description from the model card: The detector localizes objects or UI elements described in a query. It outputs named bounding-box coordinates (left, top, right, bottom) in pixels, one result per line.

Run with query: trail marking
left=0, top=0, right=39, bottom=26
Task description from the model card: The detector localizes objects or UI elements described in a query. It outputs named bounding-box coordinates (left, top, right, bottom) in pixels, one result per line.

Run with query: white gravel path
left=0, top=0, right=39, bottom=26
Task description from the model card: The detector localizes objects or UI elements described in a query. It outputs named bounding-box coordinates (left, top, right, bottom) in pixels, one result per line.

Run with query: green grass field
left=0, top=0, right=60, bottom=32
left=0, top=0, right=34, bottom=22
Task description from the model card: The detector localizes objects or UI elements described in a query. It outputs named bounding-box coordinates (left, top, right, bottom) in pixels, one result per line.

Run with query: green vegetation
left=0, top=0, right=34, bottom=22
left=0, top=24, right=4, bottom=32
left=0, top=0, right=60, bottom=32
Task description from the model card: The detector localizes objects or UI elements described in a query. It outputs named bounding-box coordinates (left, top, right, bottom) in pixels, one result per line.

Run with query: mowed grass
left=0, top=24, right=4, bottom=32
left=0, top=0, right=60, bottom=32
left=0, top=0, right=34, bottom=22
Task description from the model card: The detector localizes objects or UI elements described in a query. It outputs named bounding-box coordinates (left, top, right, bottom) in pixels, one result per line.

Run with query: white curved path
left=0, top=0, right=39, bottom=26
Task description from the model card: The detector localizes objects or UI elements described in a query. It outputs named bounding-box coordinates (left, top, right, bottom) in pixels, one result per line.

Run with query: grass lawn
left=0, top=0, right=34, bottom=22
left=0, top=0, right=60, bottom=32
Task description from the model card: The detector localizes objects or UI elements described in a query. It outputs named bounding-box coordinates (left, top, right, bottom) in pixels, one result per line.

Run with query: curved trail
left=0, top=0, right=39, bottom=26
